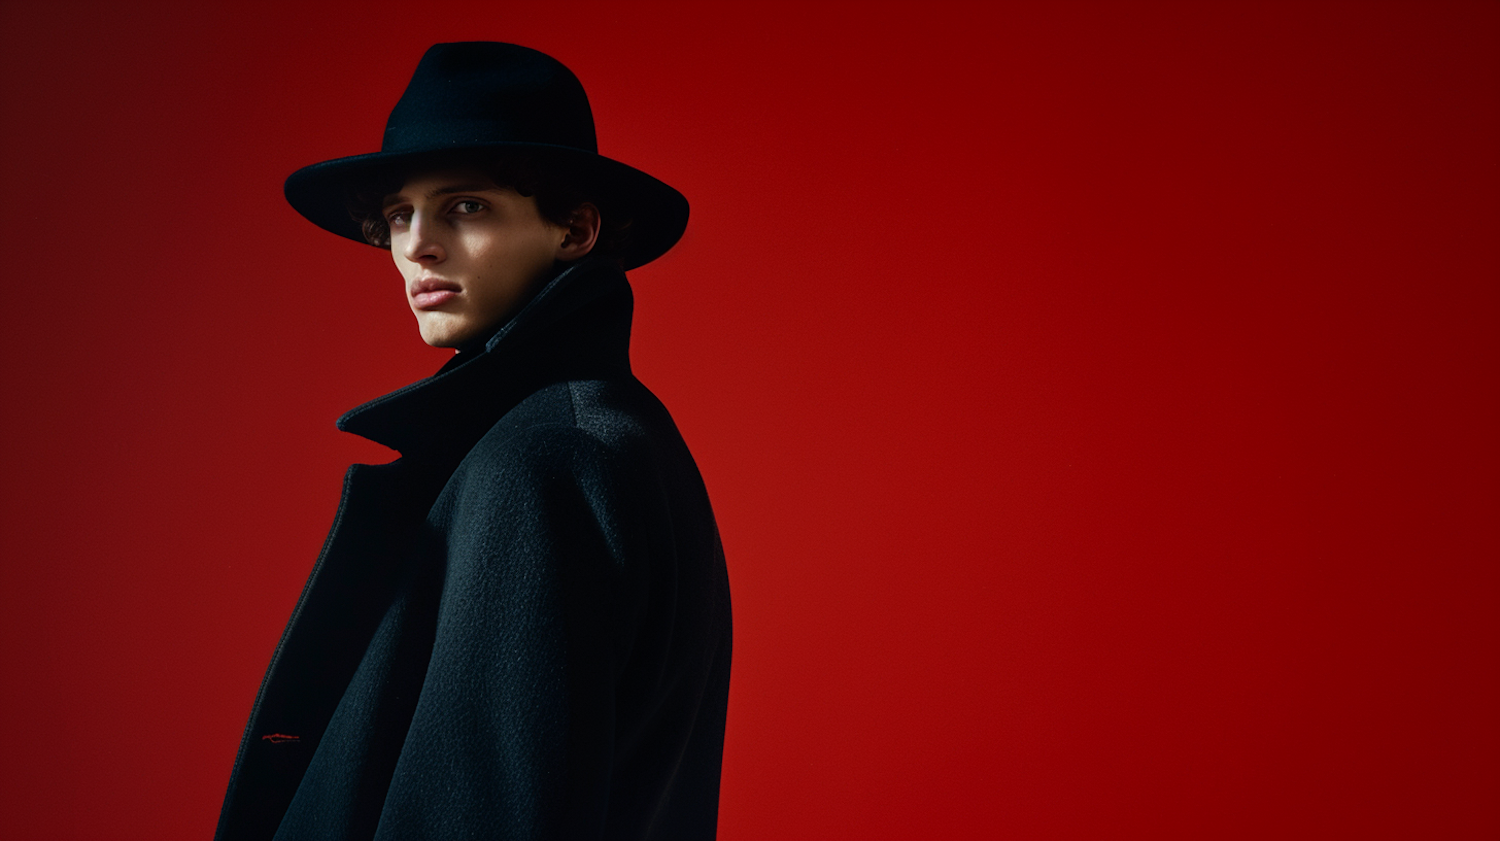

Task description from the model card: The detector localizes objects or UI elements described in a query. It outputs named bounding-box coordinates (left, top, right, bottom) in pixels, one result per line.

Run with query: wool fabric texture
left=216, top=259, right=731, bottom=840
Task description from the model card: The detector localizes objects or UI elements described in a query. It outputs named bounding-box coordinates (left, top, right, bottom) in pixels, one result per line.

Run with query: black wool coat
left=216, top=260, right=732, bottom=840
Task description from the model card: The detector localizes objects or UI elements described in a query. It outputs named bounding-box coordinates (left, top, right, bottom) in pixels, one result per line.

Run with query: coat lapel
left=215, top=459, right=446, bottom=841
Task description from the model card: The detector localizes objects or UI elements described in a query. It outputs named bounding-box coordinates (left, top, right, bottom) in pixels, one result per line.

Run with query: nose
left=401, top=212, right=445, bottom=264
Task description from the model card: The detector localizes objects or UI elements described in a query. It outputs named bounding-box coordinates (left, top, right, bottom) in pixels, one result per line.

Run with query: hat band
left=382, top=119, right=597, bottom=155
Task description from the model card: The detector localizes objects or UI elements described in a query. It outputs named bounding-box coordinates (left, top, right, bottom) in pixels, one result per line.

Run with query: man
left=216, top=42, right=731, bottom=840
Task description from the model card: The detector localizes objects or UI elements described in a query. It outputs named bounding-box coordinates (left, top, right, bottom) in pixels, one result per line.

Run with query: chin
left=423, top=333, right=468, bottom=350
left=420, top=316, right=501, bottom=350
left=412, top=312, right=462, bottom=347
left=417, top=325, right=467, bottom=349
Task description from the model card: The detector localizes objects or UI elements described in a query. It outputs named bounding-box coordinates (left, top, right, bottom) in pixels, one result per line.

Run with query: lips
left=410, top=277, right=461, bottom=310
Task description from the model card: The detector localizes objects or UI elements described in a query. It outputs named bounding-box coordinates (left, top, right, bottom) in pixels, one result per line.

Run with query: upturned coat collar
left=337, top=258, right=635, bottom=464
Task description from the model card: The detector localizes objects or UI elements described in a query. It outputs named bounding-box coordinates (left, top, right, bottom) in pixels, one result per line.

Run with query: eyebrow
left=383, top=183, right=499, bottom=206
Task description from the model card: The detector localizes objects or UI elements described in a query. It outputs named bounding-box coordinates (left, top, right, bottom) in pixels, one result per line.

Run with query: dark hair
left=345, top=152, right=632, bottom=261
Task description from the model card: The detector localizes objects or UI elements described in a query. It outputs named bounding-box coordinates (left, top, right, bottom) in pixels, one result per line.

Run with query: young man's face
left=382, top=168, right=568, bottom=348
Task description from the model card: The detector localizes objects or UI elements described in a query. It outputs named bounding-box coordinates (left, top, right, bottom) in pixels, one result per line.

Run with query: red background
left=1, top=1, right=1496, bottom=838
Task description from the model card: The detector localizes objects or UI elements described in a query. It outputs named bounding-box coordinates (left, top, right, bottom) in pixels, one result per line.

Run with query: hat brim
left=283, top=142, right=688, bottom=271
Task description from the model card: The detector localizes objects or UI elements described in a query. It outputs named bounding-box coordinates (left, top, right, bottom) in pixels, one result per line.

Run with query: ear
left=556, top=202, right=601, bottom=262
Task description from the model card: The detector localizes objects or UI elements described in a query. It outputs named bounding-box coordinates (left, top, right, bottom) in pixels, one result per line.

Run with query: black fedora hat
left=284, top=42, right=688, bottom=270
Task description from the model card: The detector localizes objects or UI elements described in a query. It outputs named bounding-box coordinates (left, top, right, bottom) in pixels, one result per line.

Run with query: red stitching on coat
left=260, top=733, right=301, bottom=743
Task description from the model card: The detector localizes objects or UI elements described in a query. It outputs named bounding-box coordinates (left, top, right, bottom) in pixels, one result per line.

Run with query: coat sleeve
left=372, top=423, right=651, bottom=840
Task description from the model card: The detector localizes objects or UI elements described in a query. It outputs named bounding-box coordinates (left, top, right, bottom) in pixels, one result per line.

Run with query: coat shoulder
left=463, top=377, right=683, bottom=472
left=435, top=377, right=696, bottom=528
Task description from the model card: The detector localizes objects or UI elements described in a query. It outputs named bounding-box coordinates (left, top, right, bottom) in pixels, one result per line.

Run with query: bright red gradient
left=0, top=2, right=1496, bottom=839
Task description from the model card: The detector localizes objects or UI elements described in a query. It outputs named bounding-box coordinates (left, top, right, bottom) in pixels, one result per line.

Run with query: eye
left=384, top=208, right=411, bottom=227
left=452, top=199, right=486, bottom=215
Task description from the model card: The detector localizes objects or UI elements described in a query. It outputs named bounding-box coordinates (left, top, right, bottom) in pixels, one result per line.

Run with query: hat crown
left=381, top=42, right=598, bottom=155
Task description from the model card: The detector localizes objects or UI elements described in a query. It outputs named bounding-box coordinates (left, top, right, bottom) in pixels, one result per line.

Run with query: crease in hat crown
left=283, top=41, right=688, bottom=271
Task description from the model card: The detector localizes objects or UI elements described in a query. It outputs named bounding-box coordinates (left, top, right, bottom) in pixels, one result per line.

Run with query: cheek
left=475, top=240, right=548, bottom=282
left=390, top=250, right=419, bottom=281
